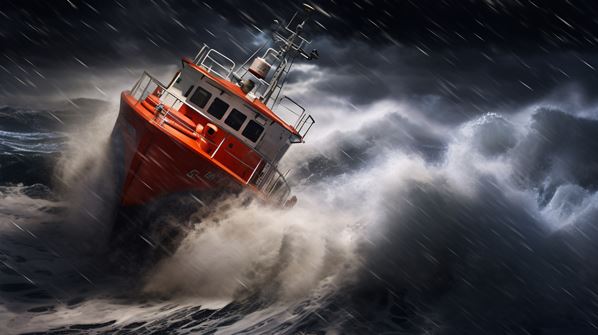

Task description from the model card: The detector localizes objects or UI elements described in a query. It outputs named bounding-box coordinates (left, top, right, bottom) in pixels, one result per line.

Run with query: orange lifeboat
left=110, top=6, right=318, bottom=206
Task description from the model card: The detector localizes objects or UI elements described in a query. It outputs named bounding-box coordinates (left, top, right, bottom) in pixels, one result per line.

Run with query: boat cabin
left=127, top=7, right=317, bottom=203
left=165, top=56, right=298, bottom=165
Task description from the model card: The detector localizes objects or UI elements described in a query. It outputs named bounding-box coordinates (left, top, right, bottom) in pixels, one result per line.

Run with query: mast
left=235, top=3, right=319, bottom=106
left=261, top=5, right=317, bottom=104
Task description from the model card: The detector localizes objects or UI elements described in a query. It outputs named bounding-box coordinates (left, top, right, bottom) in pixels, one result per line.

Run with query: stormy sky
left=1, top=0, right=598, bottom=122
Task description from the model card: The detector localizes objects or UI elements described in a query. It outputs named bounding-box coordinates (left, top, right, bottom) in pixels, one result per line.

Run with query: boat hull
left=111, top=92, right=243, bottom=206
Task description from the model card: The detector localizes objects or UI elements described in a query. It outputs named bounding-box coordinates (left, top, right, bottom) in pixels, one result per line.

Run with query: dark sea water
left=1, top=100, right=598, bottom=334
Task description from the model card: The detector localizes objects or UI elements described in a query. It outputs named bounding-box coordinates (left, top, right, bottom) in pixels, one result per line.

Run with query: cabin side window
left=188, top=87, right=212, bottom=109
left=207, top=98, right=229, bottom=120
left=224, top=109, right=247, bottom=131
left=242, top=120, right=264, bottom=143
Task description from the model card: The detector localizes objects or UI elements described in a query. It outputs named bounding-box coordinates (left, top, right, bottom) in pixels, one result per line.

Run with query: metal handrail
left=199, top=49, right=236, bottom=79
left=273, top=96, right=315, bottom=138
left=296, top=114, right=315, bottom=138
left=193, top=44, right=209, bottom=63
left=129, top=72, right=291, bottom=202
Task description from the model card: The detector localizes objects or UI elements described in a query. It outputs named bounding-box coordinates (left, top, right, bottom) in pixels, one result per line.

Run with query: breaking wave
left=1, top=98, right=598, bottom=334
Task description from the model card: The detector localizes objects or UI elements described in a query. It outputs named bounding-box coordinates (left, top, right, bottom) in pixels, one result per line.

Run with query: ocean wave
left=0, top=129, right=68, bottom=154
left=1, top=102, right=598, bottom=334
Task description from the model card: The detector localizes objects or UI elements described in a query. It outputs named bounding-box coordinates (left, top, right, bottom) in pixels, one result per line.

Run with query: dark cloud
left=2, top=1, right=598, bottom=119
left=298, top=38, right=598, bottom=119
left=4, top=0, right=598, bottom=61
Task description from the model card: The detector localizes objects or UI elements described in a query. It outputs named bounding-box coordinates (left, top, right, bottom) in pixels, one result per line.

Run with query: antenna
left=264, top=4, right=319, bottom=102
left=237, top=3, right=320, bottom=106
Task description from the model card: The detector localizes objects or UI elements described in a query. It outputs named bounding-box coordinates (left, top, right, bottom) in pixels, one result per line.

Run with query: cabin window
left=207, top=98, right=229, bottom=120
left=189, top=87, right=211, bottom=109
left=242, top=120, right=264, bottom=143
left=183, top=85, right=194, bottom=97
left=224, top=109, right=247, bottom=131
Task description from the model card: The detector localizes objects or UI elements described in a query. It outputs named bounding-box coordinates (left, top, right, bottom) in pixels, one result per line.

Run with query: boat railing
left=275, top=96, right=315, bottom=139
left=129, top=72, right=291, bottom=203
left=252, top=162, right=291, bottom=204
left=192, top=45, right=235, bottom=80
left=192, top=44, right=209, bottom=63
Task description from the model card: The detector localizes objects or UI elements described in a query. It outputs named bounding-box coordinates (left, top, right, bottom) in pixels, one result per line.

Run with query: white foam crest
left=144, top=194, right=359, bottom=304
left=142, top=108, right=530, bottom=305
left=53, top=103, right=119, bottom=187
left=541, top=184, right=598, bottom=230
left=0, top=184, right=64, bottom=227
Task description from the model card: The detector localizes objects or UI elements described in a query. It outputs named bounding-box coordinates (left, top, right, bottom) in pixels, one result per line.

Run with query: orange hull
left=108, top=9, right=318, bottom=207
left=112, top=91, right=256, bottom=206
